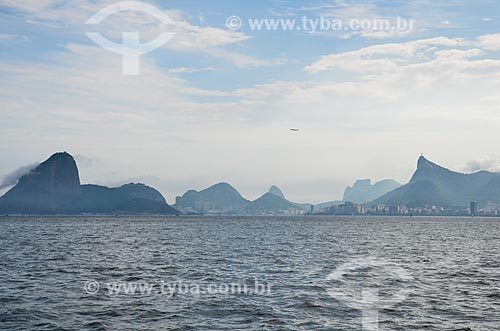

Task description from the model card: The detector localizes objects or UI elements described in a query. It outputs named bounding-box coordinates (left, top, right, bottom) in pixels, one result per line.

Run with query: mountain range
left=174, top=182, right=250, bottom=214
left=0, top=152, right=177, bottom=215
left=374, top=156, right=500, bottom=207
left=174, top=183, right=308, bottom=215
left=343, top=179, right=401, bottom=203
left=3, top=152, right=500, bottom=215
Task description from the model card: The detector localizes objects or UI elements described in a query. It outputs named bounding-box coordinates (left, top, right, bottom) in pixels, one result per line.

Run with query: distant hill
left=64, top=183, right=176, bottom=214
left=268, top=185, right=285, bottom=199
left=343, top=178, right=401, bottom=203
left=244, top=192, right=304, bottom=215
left=313, top=200, right=343, bottom=212
left=374, top=156, right=500, bottom=207
left=174, top=182, right=250, bottom=213
left=267, top=185, right=311, bottom=211
left=175, top=184, right=309, bottom=215
left=0, top=152, right=177, bottom=215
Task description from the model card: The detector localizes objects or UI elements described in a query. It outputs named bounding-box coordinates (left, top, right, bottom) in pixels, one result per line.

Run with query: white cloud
left=167, top=66, right=215, bottom=74
left=0, top=0, right=280, bottom=67
left=283, top=0, right=476, bottom=40
left=319, top=3, right=380, bottom=22
left=433, top=48, right=483, bottom=60
left=300, top=37, right=500, bottom=120
left=0, top=33, right=29, bottom=43
left=206, top=48, right=288, bottom=67
left=168, top=21, right=250, bottom=49
left=477, top=33, right=500, bottom=51
left=463, top=156, right=500, bottom=173
left=339, top=29, right=416, bottom=41
left=1, top=0, right=115, bottom=24
left=0, top=162, right=38, bottom=189
left=304, top=37, right=469, bottom=73
left=0, top=33, right=16, bottom=40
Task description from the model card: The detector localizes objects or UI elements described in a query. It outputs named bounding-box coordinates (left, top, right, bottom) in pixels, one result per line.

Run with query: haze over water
left=1, top=216, right=499, bottom=330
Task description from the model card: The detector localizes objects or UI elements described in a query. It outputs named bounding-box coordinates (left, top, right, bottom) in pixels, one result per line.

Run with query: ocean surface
left=1, top=216, right=499, bottom=331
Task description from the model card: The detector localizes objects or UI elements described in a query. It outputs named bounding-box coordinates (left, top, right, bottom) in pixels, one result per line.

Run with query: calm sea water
left=0, top=216, right=499, bottom=331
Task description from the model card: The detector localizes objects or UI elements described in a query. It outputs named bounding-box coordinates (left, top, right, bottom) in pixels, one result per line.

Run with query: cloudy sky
left=1, top=0, right=500, bottom=203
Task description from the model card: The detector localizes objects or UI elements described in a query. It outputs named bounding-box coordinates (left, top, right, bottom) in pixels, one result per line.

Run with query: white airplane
left=290, top=128, right=299, bottom=132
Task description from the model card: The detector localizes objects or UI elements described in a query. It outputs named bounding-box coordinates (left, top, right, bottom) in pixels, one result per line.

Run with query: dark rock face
left=0, top=152, right=177, bottom=215
left=0, top=152, right=81, bottom=214
left=374, top=156, right=500, bottom=207
left=174, top=182, right=249, bottom=213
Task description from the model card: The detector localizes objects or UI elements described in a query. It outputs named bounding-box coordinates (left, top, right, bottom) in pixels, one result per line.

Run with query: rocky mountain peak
left=268, top=185, right=285, bottom=199
left=0, top=152, right=82, bottom=213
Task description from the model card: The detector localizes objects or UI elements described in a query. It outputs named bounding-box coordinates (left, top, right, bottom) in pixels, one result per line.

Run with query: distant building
left=470, top=201, right=478, bottom=216
left=328, top=201, right=366, bottom=215
left=389, top=205, right=399, bottom=215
